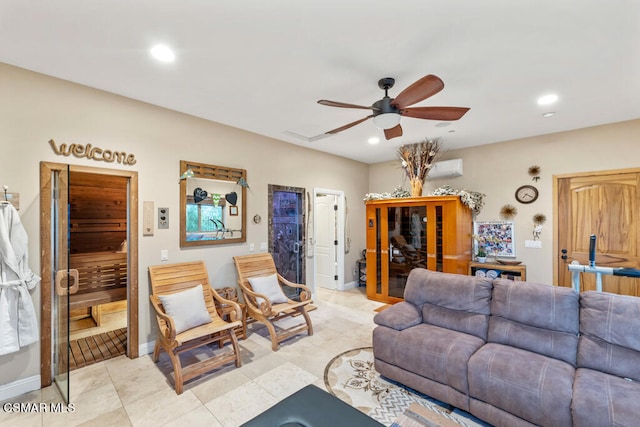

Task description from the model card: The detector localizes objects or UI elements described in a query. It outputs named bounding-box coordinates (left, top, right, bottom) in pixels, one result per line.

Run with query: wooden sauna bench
left=69, top=252, right=128, bottom=312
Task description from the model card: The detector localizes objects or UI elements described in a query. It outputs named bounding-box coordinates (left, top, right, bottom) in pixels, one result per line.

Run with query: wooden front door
left=555, top=168, right=640, bottom=295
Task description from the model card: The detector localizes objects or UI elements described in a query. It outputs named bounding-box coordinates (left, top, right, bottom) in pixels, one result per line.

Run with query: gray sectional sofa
left=372, top=268, right=640, bottom=427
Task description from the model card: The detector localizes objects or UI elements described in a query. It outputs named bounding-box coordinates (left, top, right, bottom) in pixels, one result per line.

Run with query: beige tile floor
left=1, top=287, right=384, bottom=427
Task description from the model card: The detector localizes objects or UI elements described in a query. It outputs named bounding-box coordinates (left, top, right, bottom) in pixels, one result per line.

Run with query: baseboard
left=139, top=341, right=155, bottom=356
left=341, top=281, right=358, bottom=291
left=0, top=375, right=40, bottom=401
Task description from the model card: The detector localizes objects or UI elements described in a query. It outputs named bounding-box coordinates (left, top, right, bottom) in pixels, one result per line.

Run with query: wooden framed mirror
left=180, top=160, right=247, bottom=247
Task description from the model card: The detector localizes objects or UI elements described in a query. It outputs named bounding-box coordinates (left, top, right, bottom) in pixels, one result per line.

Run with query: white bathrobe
left=0, top=202, right=40, bottom=355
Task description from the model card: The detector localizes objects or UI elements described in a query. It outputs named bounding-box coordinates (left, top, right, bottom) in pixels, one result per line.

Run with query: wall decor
left=500, top=204, right=517, bottom=220
left=225, top=191, right=238, bottom=206
left=253, top=214, right=262, bottom=224
left=193, top=187, right=208, bottom=203
left=528, top=165, right=541, bottom=181
left=532, top=213, right=547, bottom=240
left=473, top=221, right=516, bottom=258
left=180, top=160, right=246, bottom=247
left=515, top=185, right=538, bottom=204
left=48, top=139, right=137, bottom=166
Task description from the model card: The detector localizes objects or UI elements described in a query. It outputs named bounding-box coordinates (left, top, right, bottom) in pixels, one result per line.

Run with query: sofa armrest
left=374, top=301, right=422, bottom=331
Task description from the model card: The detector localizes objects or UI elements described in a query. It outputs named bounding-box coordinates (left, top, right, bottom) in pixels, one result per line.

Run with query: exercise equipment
left=568, top=234, right=640, bottom=292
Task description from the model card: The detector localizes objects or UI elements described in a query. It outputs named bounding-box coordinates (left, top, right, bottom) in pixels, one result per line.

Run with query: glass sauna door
left=387, top=205, right=427, bottom=298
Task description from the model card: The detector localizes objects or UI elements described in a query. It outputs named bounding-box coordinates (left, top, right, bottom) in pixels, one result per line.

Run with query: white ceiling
left=1, top=1, right=639, bottom=164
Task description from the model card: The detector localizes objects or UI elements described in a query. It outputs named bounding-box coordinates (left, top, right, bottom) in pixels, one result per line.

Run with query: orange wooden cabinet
left=365, top=196, right=472, bottom=303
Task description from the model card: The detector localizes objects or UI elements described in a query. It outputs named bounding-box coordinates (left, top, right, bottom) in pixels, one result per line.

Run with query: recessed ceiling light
left=542, top=112, right=556, bottom=118
left=435, top=122, right=451, bottom=128
left=150, top=44, right=175, bottom=62
left=368, top=137, right=380, bottom=145
left=537, top=94, right=558, bottom=105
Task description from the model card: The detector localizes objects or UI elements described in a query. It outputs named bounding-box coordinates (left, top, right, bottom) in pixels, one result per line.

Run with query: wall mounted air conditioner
left=428, top=159, right=463, bottom=179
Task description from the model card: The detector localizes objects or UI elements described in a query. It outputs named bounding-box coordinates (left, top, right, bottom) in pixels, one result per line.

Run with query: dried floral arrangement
left=398, top=137, right=442, bottom=196
left=432, top=185, right=485, bottom=218
left=363, top=186, right=411, bottom=201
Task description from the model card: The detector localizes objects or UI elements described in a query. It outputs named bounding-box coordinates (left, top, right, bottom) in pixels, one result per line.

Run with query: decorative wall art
left=229, top=205, right=238, bottom=216
left=473, top=221, right=516, bottom=258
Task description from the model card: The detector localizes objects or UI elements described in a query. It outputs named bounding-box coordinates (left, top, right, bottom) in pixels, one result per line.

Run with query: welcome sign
left=48, top=139, right=137, bottom=166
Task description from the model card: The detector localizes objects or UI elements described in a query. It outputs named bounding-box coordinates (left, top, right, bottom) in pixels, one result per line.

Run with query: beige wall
left=0, top=63, right=368, bottom=388
left=370, top=119, right=640, bottom=284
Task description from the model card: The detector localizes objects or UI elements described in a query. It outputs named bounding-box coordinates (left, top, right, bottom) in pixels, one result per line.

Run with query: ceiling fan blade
left=401, top=106, right=470, bottom=121
left=384, top=124, right=403, bottom=140
left=318, top=100, right=378, bottom=111
left=391, top=75, right=445, bottom=109
left=325, top=115, right=373, bottom=134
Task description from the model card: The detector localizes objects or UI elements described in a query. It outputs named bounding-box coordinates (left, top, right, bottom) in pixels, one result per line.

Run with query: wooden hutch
left=365, top=196, right=472, bottom=303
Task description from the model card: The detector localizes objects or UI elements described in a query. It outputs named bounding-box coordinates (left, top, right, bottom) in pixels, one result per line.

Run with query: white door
left=315, top=194, right=338, bottom=290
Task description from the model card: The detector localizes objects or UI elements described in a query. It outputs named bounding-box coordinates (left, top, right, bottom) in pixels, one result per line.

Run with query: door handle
left=55, top=269, right=79, bottom=296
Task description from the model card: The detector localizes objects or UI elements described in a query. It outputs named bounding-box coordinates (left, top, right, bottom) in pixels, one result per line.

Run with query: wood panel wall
left=69, top=171, right=127, bottom=254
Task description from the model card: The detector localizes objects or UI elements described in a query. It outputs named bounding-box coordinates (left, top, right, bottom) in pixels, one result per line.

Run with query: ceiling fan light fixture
left=373, top=113, right=401, bottom=130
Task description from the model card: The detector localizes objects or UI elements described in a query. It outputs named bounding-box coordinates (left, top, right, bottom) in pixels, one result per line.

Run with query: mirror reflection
left=180, top=160, right=247, bottom=247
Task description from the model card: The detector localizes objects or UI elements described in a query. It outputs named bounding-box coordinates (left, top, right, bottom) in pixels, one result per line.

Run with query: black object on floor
left=241, top=384, right=384, bottom=427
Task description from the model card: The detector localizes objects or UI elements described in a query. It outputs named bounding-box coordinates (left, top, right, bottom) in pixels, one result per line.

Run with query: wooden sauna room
left=68, top=171, right=129, bottom=369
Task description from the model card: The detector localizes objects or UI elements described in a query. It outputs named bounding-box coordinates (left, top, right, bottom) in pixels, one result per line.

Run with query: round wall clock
left=515, top=185, right=539, bottom=204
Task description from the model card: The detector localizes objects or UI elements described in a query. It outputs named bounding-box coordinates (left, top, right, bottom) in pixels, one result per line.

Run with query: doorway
left=39, top=162, right=138, bottom=397
left=555, top=167, right=640, bottom=296
left=313, top=188, right=345, bottom=291
left=268, top=185, right=305, bottom=298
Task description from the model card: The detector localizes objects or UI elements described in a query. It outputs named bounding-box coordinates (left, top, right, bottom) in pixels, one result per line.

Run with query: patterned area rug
left=324, top=347, right=490, bottom=427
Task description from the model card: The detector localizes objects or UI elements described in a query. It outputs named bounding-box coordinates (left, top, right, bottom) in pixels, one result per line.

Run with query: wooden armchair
left=233, top=253, right=313, bottom=351
left=148, top=261, right=242, bottom=394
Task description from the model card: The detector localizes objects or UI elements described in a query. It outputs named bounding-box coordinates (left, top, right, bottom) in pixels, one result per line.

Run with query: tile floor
left=0, top=287, right=385, bottom=427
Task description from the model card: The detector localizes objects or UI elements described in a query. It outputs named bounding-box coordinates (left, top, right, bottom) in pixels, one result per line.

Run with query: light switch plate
left=525, top=240, right=542, bottom=248
left=158, top=207, right=169, bottom=229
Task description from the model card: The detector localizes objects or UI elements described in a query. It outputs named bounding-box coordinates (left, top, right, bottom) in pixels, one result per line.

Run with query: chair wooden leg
left=300, top=307, right=314, bottom=336
left=152, top=340, right=161, bottom=362
left=264, top=320, right=280, bottom=351
left=229, top=330, right=242, bottom=368
left=167, top=349, right=184, bottom=395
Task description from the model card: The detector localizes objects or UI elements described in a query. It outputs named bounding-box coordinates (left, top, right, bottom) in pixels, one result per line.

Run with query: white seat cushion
left=158, top=284, right=212, bottom=334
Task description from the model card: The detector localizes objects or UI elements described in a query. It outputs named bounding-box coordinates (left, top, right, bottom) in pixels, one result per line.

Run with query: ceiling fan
left=318, top=74, right=469, bottom=140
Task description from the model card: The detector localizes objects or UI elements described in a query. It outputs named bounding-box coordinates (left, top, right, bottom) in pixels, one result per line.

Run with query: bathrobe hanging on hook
left=0, top=202, right=40, bottom=355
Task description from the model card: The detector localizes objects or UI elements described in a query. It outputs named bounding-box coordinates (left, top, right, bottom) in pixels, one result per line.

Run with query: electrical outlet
left=249, top=243, right=255, bottom=252
left=260, top=242, right=267, bottom=250
left=160, top=249, right=168, bottom=261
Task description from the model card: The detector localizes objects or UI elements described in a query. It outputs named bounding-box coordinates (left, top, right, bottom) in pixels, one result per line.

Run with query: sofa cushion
left=373, top=323, right=485, bottom=396
left=373, top=301, right=422, bottom=331
left=468, top=343, right=574, bottom=426
left=488, top=278, right=579, bottom=364
left=572, top=368, right=640, bottom=427
left=578, top=291, right=640, bottom=381
left=404, top=269, right=493, bottom=339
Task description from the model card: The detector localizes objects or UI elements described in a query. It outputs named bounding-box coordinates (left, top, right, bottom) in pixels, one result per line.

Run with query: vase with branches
left=397, top=137, right=441, bottom=197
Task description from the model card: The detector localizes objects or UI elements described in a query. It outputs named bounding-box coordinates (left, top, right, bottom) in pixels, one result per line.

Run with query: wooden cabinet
left=365, top=196, right=472, bottom=303
left=468, top=262, right=527, bottom=281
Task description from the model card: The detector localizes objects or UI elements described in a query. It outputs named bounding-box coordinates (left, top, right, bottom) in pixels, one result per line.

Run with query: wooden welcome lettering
left=48, top=139, right=137, bottom=166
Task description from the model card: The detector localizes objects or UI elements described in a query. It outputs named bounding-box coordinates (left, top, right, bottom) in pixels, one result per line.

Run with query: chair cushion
left=249, top=274, right=288, bottom=305
left=158, top=284, right=212, bottom=334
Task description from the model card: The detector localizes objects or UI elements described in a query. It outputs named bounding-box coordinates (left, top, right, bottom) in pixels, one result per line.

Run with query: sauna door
left=52, top=165, right=71, bottom=403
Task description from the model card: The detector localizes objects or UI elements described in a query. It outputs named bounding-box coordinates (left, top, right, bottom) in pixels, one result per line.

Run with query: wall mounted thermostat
left=158, top=207, right=169, bottom=229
